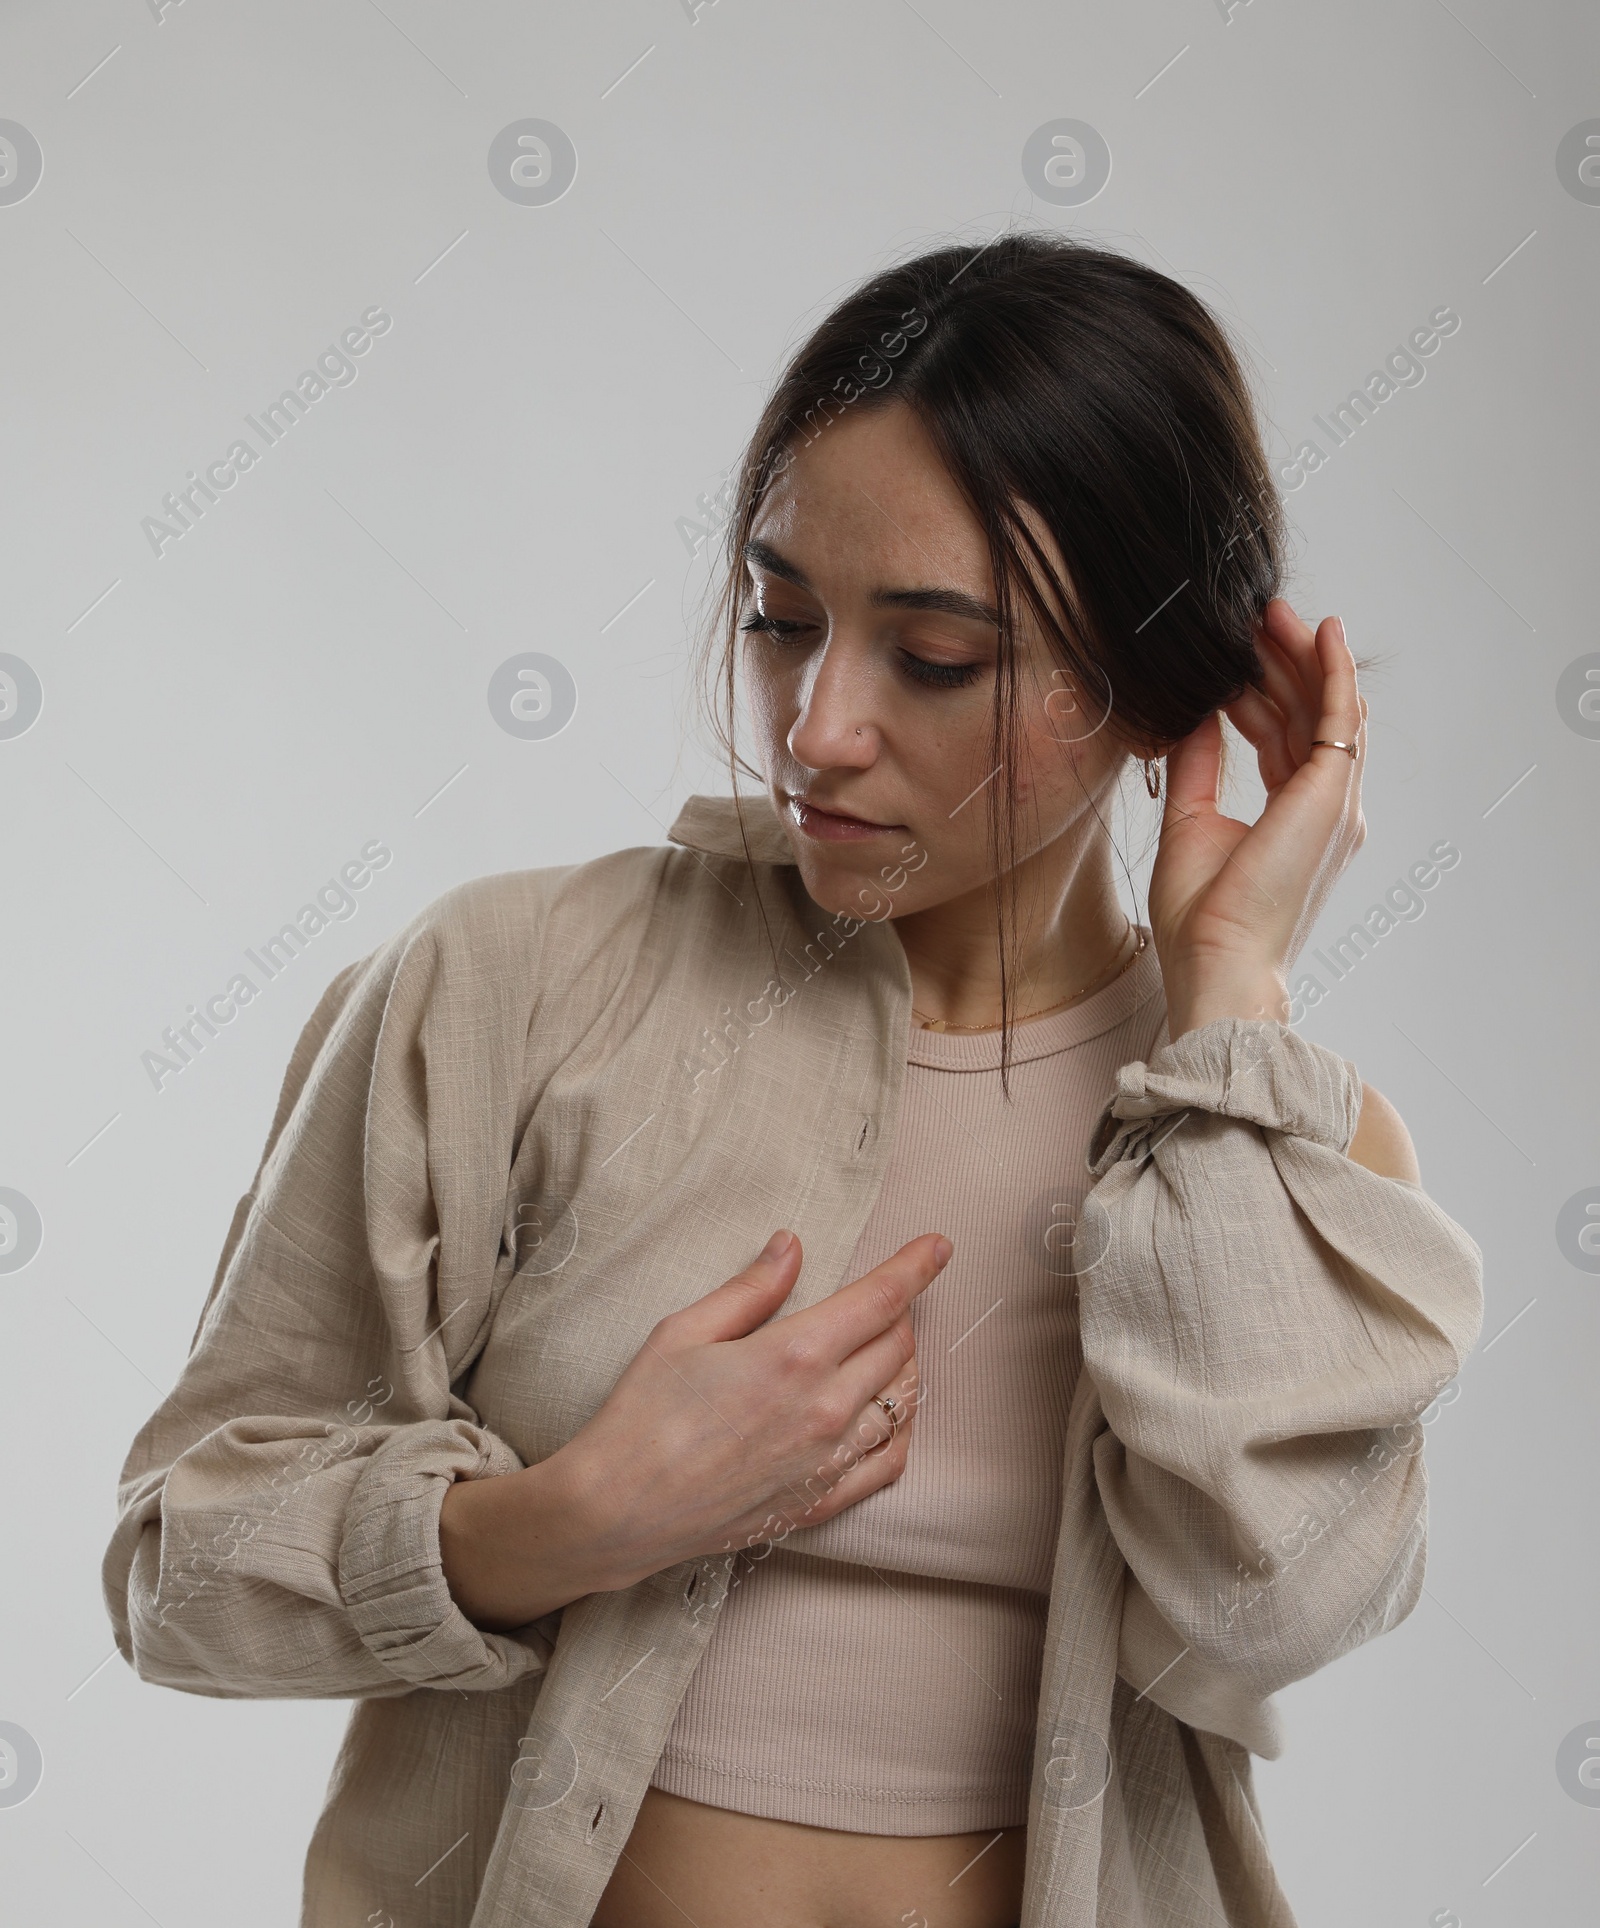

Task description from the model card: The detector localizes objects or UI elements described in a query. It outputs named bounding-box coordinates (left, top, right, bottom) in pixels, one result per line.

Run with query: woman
left=104, top=233, right=1483, bottom=1928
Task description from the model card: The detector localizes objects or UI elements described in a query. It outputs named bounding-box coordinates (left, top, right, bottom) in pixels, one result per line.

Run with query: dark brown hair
left=692, top=228, right=1286, bottom=1086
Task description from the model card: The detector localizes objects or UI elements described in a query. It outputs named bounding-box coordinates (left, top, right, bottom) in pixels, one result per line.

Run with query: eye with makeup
left=739, top=609, right=986, bottom=691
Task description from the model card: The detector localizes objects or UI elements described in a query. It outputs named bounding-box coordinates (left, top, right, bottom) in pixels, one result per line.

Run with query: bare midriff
left=590, top=1787, right=1027, bottom=1928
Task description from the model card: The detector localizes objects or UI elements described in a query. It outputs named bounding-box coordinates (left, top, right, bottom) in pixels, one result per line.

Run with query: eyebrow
left=742, top=538, right=1001, bottom=631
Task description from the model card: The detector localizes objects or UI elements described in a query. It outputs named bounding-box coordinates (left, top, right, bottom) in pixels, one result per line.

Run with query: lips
left=795, top=796, right=895, bottom=829
left=787, top=794, right=904, bottom=842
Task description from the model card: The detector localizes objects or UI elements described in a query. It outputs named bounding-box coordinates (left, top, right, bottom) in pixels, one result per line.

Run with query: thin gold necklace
left=911, top=922, right=1146, bottom=1033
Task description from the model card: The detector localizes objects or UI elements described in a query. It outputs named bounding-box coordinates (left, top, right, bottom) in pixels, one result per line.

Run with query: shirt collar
left=666, top=790, right=797, bottom=865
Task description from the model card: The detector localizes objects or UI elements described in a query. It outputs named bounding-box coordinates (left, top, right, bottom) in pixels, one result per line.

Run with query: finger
left=852, top=1380, right=925, bottom=1465
left=668, top=1230, right=803, bottom=1346
left=1222, top=683, right=1297, bottom=793
left=1304, top=616, right=1363, bottom=770
left=1262, top=600, right=1339, bottom=736
left=1261, top=596, right=1320, bottom=686
left=1160, top=709, right=1225, bottom=819
left=834, top=1321, right=921, bottom=1432
left=789, top=1234, right=951, bottom=1365
left=1263, top=604, right=1363, bottom=768
left=778, top=1415, right=913, bottom=1526
left=859, top=1388, right=909, bottom=1457
left=808, top=1375, right=923, bottom=1504
left=1251, top=626, right=1321, bottom=760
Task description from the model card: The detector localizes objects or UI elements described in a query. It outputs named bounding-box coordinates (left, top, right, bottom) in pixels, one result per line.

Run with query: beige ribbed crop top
left=649, top=934, right=1169, bottom=1835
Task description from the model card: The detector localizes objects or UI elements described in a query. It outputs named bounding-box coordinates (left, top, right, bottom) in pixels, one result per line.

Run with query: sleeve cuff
left=337, top=1419, right=554, bottom=1691
left=1087, top=1016, right=1363, bottom=1177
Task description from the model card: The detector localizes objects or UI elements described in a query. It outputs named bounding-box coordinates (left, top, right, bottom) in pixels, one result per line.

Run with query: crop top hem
left=650, top=1742, right=1031, bottom=1836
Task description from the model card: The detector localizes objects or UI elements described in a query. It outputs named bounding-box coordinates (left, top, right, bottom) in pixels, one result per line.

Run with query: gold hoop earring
left=1141, top=757, right=1161, bottom=799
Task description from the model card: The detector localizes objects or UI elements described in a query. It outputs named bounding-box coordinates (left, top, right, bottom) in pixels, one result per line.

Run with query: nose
left=786, top=638, right=878, bottom=772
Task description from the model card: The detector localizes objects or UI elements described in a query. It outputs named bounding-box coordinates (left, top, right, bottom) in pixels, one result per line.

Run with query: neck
left=890, top=827, right=1133, bottom=1030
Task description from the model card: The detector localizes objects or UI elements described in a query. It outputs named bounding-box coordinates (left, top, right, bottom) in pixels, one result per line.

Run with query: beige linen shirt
left=103, top=790, right=1485, bottom=1927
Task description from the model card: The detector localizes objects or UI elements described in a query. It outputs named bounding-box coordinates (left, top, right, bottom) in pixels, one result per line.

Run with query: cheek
left=1015, top=722, right=1116, bottom=818
left=743, top=654, right=794, bottom=743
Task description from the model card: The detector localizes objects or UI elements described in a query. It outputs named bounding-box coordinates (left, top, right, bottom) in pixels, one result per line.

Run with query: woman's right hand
left=438, top=1229, right=950, bottom=1631
left=565, top=1228, right=950, bottom=1588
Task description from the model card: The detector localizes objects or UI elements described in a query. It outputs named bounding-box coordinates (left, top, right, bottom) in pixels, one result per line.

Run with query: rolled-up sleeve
left=1077, top=1016, right=1484, bottom=1757
left=102, top=895, right=556, bottom=1701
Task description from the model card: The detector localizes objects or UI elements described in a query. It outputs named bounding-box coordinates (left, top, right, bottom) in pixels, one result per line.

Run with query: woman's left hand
left=1146, top=597, right=1367, bottom=1039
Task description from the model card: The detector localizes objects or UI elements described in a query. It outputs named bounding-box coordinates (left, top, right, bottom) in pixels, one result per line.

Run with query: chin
left=793, top=853, right=864, bottom=910
left=798, top=856, right=922, bottom=928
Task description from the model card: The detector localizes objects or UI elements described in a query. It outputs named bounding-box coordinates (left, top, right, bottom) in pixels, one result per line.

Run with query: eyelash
left=739, top=612, right=984, bottom=690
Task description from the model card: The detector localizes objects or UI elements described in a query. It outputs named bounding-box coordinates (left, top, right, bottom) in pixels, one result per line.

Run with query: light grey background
left=1, top=1, right=1594, bottom=1922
